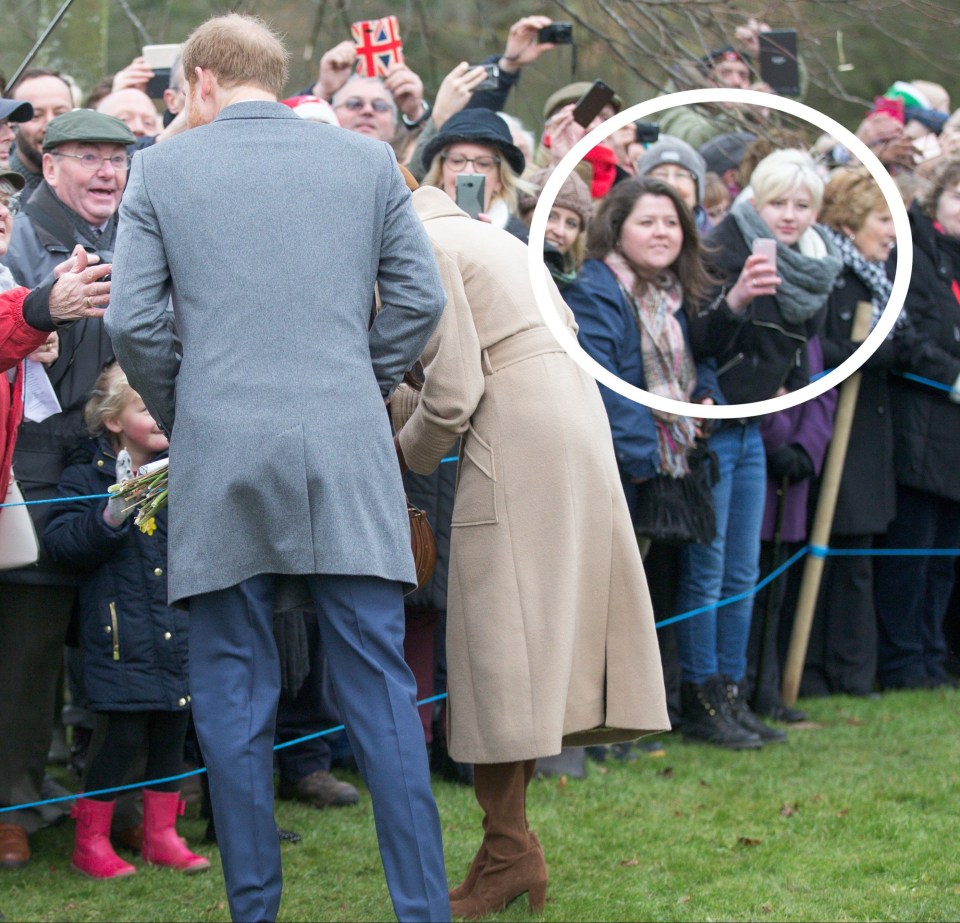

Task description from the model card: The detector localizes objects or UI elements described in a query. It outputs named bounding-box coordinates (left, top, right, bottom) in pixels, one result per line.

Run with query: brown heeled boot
left=449, top=760, right=542, bottom=901
left=449, top=760, right=547, bottom=919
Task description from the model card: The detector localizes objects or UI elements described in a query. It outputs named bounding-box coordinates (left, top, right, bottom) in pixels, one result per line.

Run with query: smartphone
left=351, top=16, right=404, bottom=78
left=470, top=63, right=499, bottom=92
left=571, top=79, right=616, bottom=128
left=758, top=29, right=799, bottom=96
left=142, top=44, right=181, bottom=100
left=752, top=237, right=777, bottom=272
left=538, top=22, right=573, bottom=45
left=455, top=174, right=485, bottom=220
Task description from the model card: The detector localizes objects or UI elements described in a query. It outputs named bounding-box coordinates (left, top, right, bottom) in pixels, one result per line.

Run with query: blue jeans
left=675, top=422, right=766, bottom=685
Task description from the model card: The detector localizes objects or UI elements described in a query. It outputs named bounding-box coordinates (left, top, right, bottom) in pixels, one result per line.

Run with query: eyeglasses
left=335, top=97, right=393, bottom=114
left=649, top=166, right=696, bottom=185
left=0, top=193, right=21, bottom=217
left=441, top=153, right=501, bottom=173
left=51, top=151, right=130, bottom=172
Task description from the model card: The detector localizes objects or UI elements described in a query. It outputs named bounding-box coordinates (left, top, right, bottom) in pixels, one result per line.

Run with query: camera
left=538, top=22, right=573, bottom=45
left=470, top=63, right=500, bottom=92
left=634, top=122, right=660, bottom=145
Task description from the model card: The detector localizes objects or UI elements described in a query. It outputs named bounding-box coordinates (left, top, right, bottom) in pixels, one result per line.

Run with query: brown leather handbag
left=407, top=500, right=437, bottom=592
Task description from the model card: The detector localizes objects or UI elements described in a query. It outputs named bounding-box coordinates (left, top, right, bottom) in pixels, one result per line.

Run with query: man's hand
left=384, top=63, right=425, bottom=122
left=499, top=15, right=556, bottom=74
left=433, top=62, right=490, bottom=129
left=734, top=18, right=771, bottom=57
left=48, top=246, right=112, bottom=322
left=543, top=104, right=586, bottom=164
left=313, top=40, right=356, bottom=100
left=112, top=56, right=155, bottom=93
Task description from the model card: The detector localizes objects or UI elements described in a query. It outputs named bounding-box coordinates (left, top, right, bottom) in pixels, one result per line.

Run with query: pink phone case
left=752, top=237, right=777, bottom=272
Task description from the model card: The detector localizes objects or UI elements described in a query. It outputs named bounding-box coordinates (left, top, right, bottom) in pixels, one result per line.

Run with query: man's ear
left=42, top=151, right=57, bottom=185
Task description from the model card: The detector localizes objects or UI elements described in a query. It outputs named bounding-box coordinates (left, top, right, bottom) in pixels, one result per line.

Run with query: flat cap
left=42, top=109, right=135, bottom=152
left=0, top=170, right=26, bottom=192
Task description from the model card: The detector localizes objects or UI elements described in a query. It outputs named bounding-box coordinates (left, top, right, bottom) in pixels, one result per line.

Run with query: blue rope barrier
left=0, top=693, right=452, bottom=814
left=896, top=370, right=954, bottom=394
left=653, top=545, right=810, bottom=629
left=3, top=536, right=957, bottom=815
left=0, top=491, right=111, bottom=508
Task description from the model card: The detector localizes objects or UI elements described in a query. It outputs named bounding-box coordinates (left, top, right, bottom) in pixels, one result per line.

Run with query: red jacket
left=2, top=287, right=48, bottom=504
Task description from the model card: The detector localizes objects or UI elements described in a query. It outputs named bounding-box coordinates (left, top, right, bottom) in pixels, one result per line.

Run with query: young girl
left=44, top=362, right=209, bottom=879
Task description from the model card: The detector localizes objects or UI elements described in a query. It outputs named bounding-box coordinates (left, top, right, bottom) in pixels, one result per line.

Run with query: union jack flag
left=351, top=16, right=404, bottom=78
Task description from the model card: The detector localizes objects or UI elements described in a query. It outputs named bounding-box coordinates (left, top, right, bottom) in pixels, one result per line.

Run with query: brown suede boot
left=449, top=760, right=547, bottom=919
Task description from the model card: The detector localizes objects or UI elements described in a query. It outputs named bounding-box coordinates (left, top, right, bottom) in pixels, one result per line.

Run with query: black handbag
left=631, top=443, right=719, bottom=545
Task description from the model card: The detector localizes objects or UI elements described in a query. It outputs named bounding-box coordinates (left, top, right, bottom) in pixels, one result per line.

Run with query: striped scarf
left=604, top=251, right=699, bottom=477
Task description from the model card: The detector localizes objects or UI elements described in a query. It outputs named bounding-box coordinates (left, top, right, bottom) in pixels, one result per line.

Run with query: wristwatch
left=401, top=99, right=432, bottom=129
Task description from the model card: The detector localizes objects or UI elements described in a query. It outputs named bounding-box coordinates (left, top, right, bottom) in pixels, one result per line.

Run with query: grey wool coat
left=106, top=102, right=446, bottom=606
left=398, top=187, right=670, bottom=763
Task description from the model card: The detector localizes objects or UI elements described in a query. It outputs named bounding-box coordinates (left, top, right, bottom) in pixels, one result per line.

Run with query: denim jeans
left=675, top=422, right=766, bottom=685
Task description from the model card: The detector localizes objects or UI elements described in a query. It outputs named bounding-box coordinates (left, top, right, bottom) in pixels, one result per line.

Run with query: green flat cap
left=42, top=109, right=135, bottom=152
left=542, top=81, right=623, bottom=121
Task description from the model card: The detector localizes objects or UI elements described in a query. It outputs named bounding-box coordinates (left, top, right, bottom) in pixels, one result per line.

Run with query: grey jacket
left=107, top=101, right=446, bottom=605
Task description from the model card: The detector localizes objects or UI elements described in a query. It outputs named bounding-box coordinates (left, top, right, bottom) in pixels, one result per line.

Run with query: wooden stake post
left=781, top=300, right=874, bottom=706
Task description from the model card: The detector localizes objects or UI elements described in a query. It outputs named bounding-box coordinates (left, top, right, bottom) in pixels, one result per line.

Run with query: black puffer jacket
left=886, top=203, right=960, bottom=502
left=689, top=214, right=826, bottom=403
left=43, top=438, right=191, bottom=712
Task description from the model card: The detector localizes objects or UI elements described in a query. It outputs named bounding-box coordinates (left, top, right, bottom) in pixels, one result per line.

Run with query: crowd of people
left=2, top=9, right=960, bottom=923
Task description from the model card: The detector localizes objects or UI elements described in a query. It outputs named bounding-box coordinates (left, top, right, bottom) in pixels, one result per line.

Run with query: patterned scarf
left=604, top=251, right=699, bottom=477
left=820, top=225, right=900, bottom=332
left=730, top=198, right=842, bottom=324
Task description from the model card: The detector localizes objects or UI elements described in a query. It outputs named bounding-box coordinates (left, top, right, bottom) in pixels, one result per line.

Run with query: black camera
left=635, top=122, right=660, bottom=145
left=538, top=22, right=573, bottom=45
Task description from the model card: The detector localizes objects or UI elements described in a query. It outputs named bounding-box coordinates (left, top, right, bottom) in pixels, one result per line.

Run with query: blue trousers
left=675, top=422, right=766, bottom=685
left=189, top=573, right=450, bottom=923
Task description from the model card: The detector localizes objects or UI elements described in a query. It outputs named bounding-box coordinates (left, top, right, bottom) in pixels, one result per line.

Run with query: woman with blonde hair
left=420, top=108, right=531, bottom=238
left=676, top=148, right=841, bottom=746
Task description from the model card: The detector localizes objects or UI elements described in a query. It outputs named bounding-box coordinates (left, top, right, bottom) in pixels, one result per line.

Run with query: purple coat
left=759, top=337, right=838, bottom=543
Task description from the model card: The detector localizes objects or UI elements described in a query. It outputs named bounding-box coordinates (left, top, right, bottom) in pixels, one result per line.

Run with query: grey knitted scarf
left=730, top=198, right=842, bottom=324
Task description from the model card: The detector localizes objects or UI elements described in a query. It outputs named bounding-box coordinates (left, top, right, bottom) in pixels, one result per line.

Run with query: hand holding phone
left=752, top=237, right=777, bottom=273
left=455, top=174, right=486, bottom=220
left=571, top=80, right=616, bottom=128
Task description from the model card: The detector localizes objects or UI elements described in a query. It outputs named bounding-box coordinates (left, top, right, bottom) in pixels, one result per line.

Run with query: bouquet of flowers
left=108, top=457, right=169, bottom=533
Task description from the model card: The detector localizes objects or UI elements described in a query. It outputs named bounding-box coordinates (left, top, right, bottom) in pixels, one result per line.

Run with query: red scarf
left=584, top=144, right=618, bottom=199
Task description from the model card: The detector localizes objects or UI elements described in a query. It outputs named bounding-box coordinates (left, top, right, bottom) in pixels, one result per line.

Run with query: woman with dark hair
left=563, top=176, right=723, bottom=730
left=873, top=157, right=960, bottom=690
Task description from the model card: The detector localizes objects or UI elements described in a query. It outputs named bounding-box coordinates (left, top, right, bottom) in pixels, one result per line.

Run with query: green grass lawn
left=3, top=688, right=959, bottom=922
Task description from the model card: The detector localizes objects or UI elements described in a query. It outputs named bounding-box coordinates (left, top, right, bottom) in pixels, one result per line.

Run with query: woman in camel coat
left=394, top=179, right=669, bottom=920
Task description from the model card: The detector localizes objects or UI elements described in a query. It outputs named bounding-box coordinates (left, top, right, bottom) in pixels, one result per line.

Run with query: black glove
left=766, top=443, right=814, bottom=485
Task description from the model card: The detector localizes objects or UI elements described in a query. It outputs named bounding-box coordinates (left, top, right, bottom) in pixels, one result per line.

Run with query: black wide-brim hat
left=421, top=109, right=525, bottom=176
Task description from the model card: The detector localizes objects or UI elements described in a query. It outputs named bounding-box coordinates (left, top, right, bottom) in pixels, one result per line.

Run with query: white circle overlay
left=527, top=87, right=913, bottom=419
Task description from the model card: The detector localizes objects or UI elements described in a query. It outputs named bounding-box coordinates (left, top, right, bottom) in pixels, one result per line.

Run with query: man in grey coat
left=106, top=13, right=449, bottom=923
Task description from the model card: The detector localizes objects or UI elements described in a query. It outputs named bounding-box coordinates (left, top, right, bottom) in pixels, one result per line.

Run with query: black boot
left=722, top=676, right=787, bottom=743
left=680, top=676, right=763, bottom=750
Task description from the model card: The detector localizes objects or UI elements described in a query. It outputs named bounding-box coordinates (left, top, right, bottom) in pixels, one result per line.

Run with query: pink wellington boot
left=71, top=798, right=137, bottom=879
left=141, top=789, right=210, bottom=873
